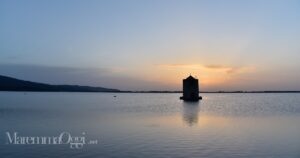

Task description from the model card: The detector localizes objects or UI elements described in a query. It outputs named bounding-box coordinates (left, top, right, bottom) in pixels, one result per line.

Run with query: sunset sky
left=1, top=0, right=300, bottom=91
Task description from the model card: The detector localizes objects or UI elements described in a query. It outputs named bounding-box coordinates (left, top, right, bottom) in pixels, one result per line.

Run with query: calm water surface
left=0, top=92, right=300, bottom=158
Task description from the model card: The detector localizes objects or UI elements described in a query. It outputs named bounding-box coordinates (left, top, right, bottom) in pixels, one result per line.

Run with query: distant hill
left=0, top=75, right=120, bottom=92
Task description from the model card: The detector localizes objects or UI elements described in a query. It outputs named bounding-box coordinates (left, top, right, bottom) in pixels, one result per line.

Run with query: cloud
left=0, top=64, right=174, bottom=91
left=204, top=64, right=236, bottom=74
left=0, top=63, right=111, bottom=84
left=203, top=64, right=256, bottom=75
left=158, top=64, right=201, bottom=69
left=0, top=63, right=257, bottom=91
left=159, top=63, right=255, bottom=75
left=204, top=65, right=227, bottom=69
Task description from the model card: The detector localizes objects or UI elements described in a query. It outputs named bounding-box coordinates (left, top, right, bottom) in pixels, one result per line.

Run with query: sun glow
left=145, top=64, right=256, bottom=90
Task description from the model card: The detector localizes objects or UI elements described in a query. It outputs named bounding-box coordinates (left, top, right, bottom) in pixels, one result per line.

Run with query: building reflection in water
left=182, top=101, right=200, bottom=126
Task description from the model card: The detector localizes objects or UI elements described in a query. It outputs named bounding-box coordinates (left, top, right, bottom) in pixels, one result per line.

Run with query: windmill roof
left=185, top=75, right=197, bottom=80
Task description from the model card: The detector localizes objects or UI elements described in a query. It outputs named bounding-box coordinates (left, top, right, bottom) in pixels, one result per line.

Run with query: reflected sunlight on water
left=0, top=92, right=300, bottom=158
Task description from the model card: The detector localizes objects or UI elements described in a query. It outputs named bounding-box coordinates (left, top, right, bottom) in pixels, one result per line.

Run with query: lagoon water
left=0, top=92, right=300, bottom=158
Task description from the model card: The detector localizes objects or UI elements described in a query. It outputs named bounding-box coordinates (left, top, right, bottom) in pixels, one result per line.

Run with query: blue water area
left=0, top=92, right=300, bottom=158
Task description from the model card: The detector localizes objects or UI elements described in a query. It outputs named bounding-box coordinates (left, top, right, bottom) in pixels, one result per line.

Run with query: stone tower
left=180, top=75, right=202, bottom=101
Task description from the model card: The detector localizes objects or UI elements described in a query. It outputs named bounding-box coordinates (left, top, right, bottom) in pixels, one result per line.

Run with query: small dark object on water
left=114, top=95, right=117, bottom=97
left=180, top=75, right=202, bottom=101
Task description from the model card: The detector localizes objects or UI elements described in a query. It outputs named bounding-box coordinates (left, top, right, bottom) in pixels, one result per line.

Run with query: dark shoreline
left=1, top=75, right=300, bottom=93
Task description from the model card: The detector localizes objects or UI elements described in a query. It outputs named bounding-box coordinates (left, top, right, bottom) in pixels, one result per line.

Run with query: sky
left=1, top=0, right=300, bottom=91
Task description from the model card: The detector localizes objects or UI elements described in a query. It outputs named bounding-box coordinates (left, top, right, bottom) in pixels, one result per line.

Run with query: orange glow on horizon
left=138, top=64, right=257, bottom=90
